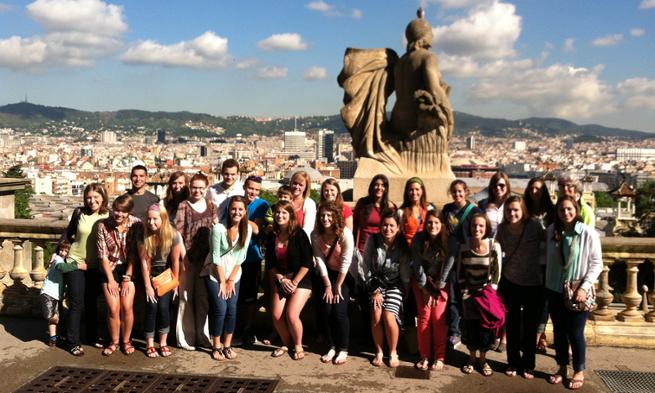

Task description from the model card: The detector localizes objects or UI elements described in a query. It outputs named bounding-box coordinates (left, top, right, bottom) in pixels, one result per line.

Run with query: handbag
left=152, top=268, right=179, bottom=297
left=563, top=279, right=596, bottom=312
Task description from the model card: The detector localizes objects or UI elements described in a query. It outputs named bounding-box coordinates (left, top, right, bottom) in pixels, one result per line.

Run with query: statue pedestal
left=353, top=158, right=455, bottom=207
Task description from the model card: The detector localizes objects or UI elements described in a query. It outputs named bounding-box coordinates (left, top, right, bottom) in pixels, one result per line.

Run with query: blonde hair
left=144, top=206, right=174, bottom=261
left=290, top=171, right=311, bottom=199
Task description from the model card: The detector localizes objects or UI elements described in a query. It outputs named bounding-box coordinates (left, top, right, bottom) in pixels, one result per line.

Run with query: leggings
left=319, top=270, right=352, bottom=352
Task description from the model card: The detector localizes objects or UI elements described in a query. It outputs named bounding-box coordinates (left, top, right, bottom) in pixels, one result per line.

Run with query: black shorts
left=40, top=293, right=59, bottom=320
left=239, top=262, right=262, bottom=304
left=101, top=263, right=128, bottom=284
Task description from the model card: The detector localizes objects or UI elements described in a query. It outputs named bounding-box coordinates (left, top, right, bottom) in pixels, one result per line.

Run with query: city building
left=513, top=141, right=526, bottom=151
left=157, top=129, right=166, bottom=144
left=284, top=131, right=306, bottom=153
left=466, top=135, right=475, bottom=150
left=316, top=129, right=335, bottom=162
left=617, top=148, right=655, bottom=162
left=100, top=131, right=117, bottom=144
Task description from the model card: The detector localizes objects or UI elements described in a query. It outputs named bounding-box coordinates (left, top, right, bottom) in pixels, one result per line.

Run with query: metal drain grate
left=596, top=370, right=655, bottom=393
left=16, top=366, right=278, bottom=393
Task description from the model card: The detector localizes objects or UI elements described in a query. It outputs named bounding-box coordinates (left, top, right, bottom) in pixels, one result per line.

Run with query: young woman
left=204, top=196, right=252, bottom=361
left=524, top=176, right=555, bottom=354
left=163, top=171, right=189, bottom=222
left=398, top=177, right=431, bottom=246
left=289, top=171, right=316, bottom=238
left=546, top=196, right=602, bottom=390
left=97, top=194, right=142, bottom=356
left=141, top=204, right=183, bottom=358
left=311, top=202, right=354, bottom=365
left=361, top=209, right=410, bottom=368
left=62, top=183, right=110, bottom=356
left=458, top=213, right=502, bottom=377
left=319, top=178, right=353, bottom=230
left=495, top=196, right=545, bottom=379
left=175, top=172, right=218, bottom=350
left=265, top=200, right=313, bottom=360
left=479, top=171, right=512, bottom=237
left=442, top=180, right=481, bottom=348
left=410, top=210, right=453, bottom=371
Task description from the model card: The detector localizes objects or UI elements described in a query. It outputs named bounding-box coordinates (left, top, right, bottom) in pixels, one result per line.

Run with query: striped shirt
left=457, top=239, right=502, bottom=293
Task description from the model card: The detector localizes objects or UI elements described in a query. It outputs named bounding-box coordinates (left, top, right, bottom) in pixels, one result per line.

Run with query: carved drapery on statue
left=338, top=9, right=455, bottom=176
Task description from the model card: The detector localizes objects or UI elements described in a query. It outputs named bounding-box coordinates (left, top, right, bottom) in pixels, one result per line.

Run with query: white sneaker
left=180, top=345, right=195, bottom=351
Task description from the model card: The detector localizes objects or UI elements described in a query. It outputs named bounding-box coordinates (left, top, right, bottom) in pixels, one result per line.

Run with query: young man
left=236, top=175, right=270, bottom=344
left=126, top=165, right=160, bottom=221
left=207, top=159, right=244, bottom=220
left=557, top=173, right=596, bottom=227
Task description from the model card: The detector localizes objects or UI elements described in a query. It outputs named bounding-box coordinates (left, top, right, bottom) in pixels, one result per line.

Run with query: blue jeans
left=547, top=289, right=588, bottom=372
left=205, top=277, right=240, bottom=338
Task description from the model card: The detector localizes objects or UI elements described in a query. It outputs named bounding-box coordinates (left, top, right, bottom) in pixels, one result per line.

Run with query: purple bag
left=473, top=285, right=507, bottom=330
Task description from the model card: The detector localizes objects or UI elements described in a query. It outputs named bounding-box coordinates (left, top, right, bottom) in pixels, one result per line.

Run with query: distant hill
left=0, top=102, right=651, bottom=139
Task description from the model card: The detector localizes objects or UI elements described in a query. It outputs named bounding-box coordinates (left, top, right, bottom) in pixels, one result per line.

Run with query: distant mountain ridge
left=0, top=102, right=651, bottom=139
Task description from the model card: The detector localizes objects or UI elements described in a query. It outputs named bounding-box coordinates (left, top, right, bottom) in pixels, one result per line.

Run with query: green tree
left=3, top=165, right=33, bottom=219
left=594, top=192, right=615, bottom=208
left=635, top=181, right=655, bottom=235
left=259, top=189, right=278, bottom=206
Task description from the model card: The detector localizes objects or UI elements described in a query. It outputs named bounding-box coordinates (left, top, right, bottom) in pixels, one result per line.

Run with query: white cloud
left=563, top=38, right=575, bottom=52
left=639, top=0, right=655, bottom=9
left=630, top=28, right=645, bottom=37
left=235, top=58, right=259, bottom=70
left=617, top=78, right=655, bottom=110
left=306, top=0, right=333, bottom=12
left=0, top=0, right=126, bottom=70
left=467, top=62, right=614, bottom=119
left=592, top=34, right=623, bottom=47
left=256, top=66, right=288, bottom=79
left=0, top=3, right=11, bottom=13
left=307, top=1, right=362, bottom=19
left=121, top=31, right=232, bottom=68
left=432, top=1, right=521, bottom=60
left=351, top=8, right=363, bottom=19
left=303, top=66, right=327, bottom=80
left=257, top=33, right=308, bottom=51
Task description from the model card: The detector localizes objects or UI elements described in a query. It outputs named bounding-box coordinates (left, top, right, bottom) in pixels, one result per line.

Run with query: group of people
left=40, top=161, right=602, bottom=390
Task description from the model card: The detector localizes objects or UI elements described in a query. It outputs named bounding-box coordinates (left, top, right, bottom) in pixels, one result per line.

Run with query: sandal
left=271, top=346, right=288, bottom=358
left=568, top=378, right=584, bottom=390
left=431, top=359, right=445, bottom=371
left=415, top=358, right=429, bottom=371
left=47, top=335, right=57, bottom=347
left=523, top=369, right=535, bottom=380
left=70, top=345, right=84, bottom=357
left=321, top=349, right=336, bottom=364
left=480, top=362, right=493, bottom=377
left=211, top=347, right=225, bottom=361
left=549, top=374, right=564, bottom=385
left=146, top=346, right=159, bottom=358
left=389, top=353, right=400, bottom=368
left=122, top=341, right=135, bottom=356
left=160, top=345, right=172, bottom=357
left=461, top=363, right=475, bottom=374
left=102, top=342, right=119, bottom=356
left=371, top=353, right=384, bottom=367
left=537, top=335, right=548, bottom=354
left=334, top=351, right=348, bottom=365
left=292, top=348, right=305, bottom=361
left=505, top=366, right=517, bottom=377
left=223, top=347, right=237, bottom=360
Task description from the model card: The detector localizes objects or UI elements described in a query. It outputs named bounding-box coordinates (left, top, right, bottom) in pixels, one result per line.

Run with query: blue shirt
left=545, top=221, right=583, bottom=293
left=244, top=198, right=270, bottom=264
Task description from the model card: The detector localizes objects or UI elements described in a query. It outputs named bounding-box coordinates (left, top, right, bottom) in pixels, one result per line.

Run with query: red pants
left=413, top=282, right=448, bottom=361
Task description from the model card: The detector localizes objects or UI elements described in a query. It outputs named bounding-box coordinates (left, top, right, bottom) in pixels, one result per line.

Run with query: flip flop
left=292, top=349, right=305, bottom=360
left=160, top=345, right=172, bottom=357
left=415, top=358, right=429, bottom=371
left=462, top=363, right=475, bottom=374
left=568, top=379, right=584, bottom=390
left=146, top=346, right=159, bottom=358
left=549, top=374, right=564, bottom=385
left=480, top=362, right=493, bottom=377
left=122, top=341, right=135, bottom=356
left=334, top=351, right=348, bottom=365
left=211, top=347, right=225, bottom=361
left=271, top=346, right=288, bottom=358
left=102, top=342, right=119, bottom=356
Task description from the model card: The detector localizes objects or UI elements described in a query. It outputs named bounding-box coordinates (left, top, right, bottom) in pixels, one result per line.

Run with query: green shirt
left=67, top=211, right=109, bottom=269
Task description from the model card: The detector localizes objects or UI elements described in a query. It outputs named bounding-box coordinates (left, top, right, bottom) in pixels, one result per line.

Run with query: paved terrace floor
left=1, top=316, right=653, bottom=393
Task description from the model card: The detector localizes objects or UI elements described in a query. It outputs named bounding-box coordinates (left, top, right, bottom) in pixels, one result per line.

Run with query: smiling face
left=170, top=176, right=187, bottom=195
left=408, top=182, right=423, bottom=204
left=425, top=215, right=442, bottom=239
left=451, top=183, right=467, bottom=205
left=319, top=208, right=335, bottom=230
left=244, top=180, right=261, bottom=203
left=322, top=183, right=338, bottom=202
left=373, top=179, right=386, bottom=200
left=291, top=178, right=306, bottom=199
left=493, top=178, right=508, bottom=200
left=381, top=216, right=399, bottom=242
left=274, top=205, right=290, bottom=227
left=189, top=179, right=207, bottom=203
left=229, top=200, right=246, bottom=224
left=85, top=190, right=104, bottom=214
left=113, top=208, right=130, bottom=225
left=528, top=180, right=544, bottom=202
left=559, top=181, right=577, bottom=198
left=146, top=209, right=163, bottom=232
left=131, top=169, right=147, bottom=190
left=505, top=201, right=523, bottom=224
left=471, top=216, right=487, bottom=240
left=558, top=199, right=578, bottom=226
left=221, top=166, right=238, bottom=187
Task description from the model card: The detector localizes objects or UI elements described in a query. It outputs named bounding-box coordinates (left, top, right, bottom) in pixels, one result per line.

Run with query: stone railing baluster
left=646, top=264, right=655, bottom=323
left=9, top=240, right=28, bottom=285
left=592, top=260, right=615, bottom=321
left=617, top=259, right=645, bottom=322
left=30, top=245, right=46, bottom=289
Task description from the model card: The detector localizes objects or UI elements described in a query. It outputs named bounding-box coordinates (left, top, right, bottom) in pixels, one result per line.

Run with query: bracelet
left=122, top=274, right=131, bottom=279
left=278, top=277, right=284, bottom=284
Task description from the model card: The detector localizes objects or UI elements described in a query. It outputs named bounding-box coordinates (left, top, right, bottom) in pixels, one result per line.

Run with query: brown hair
left=273, top=200, right=298, bottom=236
left=316, top=201, right=345, bottom=237
left=226, top=196, right=250, bottom=249
left=487, top=171, right=511, bottom=205
left=553, top=195, right=582, bottom=241
left=277, top=185, right=293, bottom=199
left=221, top=159, right=240, bottom=173
left=112, top=194, right=134, bottom=213
left=189, top=172, right=209, bottom=186
left=83, top=183, right=109, bottom=215
left=320, top=178, right=345, bottom=208
left=164, top=171, right=189, bottom=211
left=422, top=209, right=448, bottom=258
left=290, top=171, right=311, bottom=199
left=469, top=212, right=492, bottom=239
left=400, top=177, right=428, bottom=210
left=502, top=195, right=529, bottom=224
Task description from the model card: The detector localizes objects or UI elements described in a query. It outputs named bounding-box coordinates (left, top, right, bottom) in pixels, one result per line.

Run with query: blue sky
left=0, top=0, right=654, bottom=132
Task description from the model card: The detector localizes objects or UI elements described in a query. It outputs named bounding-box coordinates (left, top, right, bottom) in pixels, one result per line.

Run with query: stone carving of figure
left=338, top=9, right=454, bottom=175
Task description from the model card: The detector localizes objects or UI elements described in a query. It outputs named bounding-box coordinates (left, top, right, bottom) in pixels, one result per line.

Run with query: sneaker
left=448, top=335, right=461, bottom=349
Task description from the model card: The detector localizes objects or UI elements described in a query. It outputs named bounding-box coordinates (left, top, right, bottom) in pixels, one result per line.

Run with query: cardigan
left=410, top=231, right=454, bottom=292
left=265, top=228, right=313, bottom=275
left=204, top=222, right=252, bottom=282
left=361, top=233, right=411, bottom=295
left=311, top=227, right=354, bottom=277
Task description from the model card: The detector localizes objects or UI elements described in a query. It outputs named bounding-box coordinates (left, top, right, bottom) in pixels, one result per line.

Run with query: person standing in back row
left=126, top=165, right=160, bottom=222
left=207, top=159, right=244, bottom=220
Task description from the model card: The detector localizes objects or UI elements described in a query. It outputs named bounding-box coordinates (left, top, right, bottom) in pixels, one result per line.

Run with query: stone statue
left=338, top=9, right=454, bottom=176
